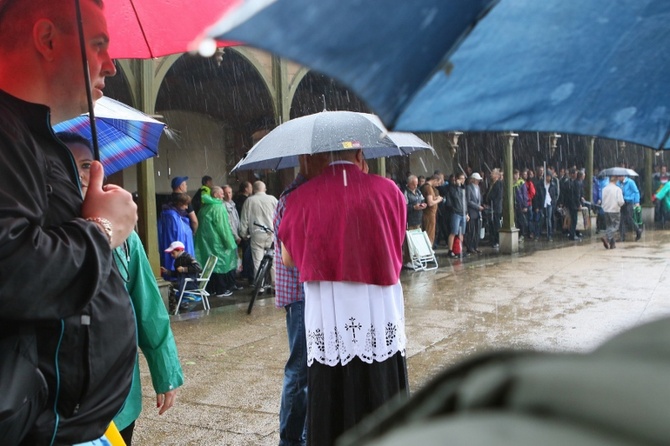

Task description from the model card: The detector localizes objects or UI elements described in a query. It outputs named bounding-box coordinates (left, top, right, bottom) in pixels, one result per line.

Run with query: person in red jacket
left=524, top=169, right=537, bottom=239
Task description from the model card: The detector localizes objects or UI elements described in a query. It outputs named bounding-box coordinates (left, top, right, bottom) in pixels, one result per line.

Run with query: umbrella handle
left=74, top=0, right=100, bottom=162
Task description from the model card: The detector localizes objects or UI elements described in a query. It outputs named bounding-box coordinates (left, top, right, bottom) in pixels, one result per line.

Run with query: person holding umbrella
left=278, top=148, right=408, bottom=446
left=601, top=175, right=625, bottom=249
left=59, top=132, right=184, bottom=445
left=0, top=0, right=138, bottom=444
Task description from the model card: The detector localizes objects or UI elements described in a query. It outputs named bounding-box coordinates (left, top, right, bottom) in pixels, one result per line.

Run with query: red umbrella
left=73, top=0, right=238, bottom=161
left=105, top=0, right=240, bottom=59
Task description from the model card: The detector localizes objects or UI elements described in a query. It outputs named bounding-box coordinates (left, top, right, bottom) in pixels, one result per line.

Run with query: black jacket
left=533, top=180, right=559, bottom=210
left=0, top=90, right=136, bottom=445
left=446, top=183, right=466, bottom=215
left=486, top=180, right=503, bottom=214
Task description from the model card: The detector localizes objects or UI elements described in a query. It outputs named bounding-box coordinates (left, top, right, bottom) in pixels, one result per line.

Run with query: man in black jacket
left=485, top=169, right=503, bottom=248
left=0, top=1, right=138, bottom=444
left=532, top=171, right=559, bottom=240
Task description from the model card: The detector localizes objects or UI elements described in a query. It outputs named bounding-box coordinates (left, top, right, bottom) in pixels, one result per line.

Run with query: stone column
left=642, top=147, right=655, bottom=225
left=586, top=137, right=596, bottom=235
left=585, top=137, right=594, bottom=203
left=500, top=132, right=519, bottom=254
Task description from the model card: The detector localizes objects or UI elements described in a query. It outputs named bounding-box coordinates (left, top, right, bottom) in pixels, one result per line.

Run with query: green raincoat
left=655, top=181, right=670, bottom=213
left=113, top=231, right=184, bottom=431
left=195, top=194, right=237, bottom=274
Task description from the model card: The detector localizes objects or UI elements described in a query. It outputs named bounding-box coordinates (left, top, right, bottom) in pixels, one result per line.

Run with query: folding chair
left=406, top=229, right=438, bottom=271
left=174, top=255, right=218, bottom=315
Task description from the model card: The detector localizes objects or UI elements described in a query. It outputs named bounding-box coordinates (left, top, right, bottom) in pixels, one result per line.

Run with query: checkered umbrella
left=53, top=97, right=166, bottom=176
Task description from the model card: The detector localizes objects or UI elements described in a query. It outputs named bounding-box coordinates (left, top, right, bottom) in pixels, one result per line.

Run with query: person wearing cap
left=465, top=172, right=484, bottom=254
left=161, top=241, right=202, bottom=298
left=171, top=176, right=198, bottom=234
left=159, top=193, right=196, bottom=273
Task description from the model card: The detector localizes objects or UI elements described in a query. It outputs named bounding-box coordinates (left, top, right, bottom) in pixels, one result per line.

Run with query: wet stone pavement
left=133, top=228, right=670, bottom=445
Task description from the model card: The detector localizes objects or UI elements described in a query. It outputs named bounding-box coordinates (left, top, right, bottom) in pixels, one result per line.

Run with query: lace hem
left=304, top=280, right=406, bottom=367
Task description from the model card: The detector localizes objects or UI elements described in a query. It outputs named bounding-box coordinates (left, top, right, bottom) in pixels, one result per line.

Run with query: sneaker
left=601, top=237, right=610, bottom=249
left=216, top=290, right=233, bottom=297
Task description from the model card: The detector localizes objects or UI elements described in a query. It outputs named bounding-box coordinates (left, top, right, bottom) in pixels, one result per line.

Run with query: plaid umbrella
left=53, top=97, right=166, bottom=176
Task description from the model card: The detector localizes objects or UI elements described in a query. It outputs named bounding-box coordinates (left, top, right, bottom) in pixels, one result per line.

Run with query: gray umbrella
left=231, top=111, right=436, bottom=172
left=598, top=167, right=638, bottom=177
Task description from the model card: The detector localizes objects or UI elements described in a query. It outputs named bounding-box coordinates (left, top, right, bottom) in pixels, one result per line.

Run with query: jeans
left=620, top=202, right=639, bottom=240
left=569, top=208, right=578, bottom=239
left=535, top=205, right=553, bottom=238
left=279, top=300, right=308, bottom=446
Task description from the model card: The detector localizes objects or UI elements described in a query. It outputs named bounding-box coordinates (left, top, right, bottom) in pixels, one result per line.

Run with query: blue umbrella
left=203, top=0, right=497, bottom=127
left=231, top=111, right=436, bottom=171
left=204, top=0, right=670, bottom=150
left=53, top=97, right=166, bottom=175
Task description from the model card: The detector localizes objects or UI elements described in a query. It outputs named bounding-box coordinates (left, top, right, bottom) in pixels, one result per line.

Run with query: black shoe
left=448, top=251, right=458, bottom=258
left=601, top=237, right=609, bottom=249
left=635, top=229, right=642, bottom=241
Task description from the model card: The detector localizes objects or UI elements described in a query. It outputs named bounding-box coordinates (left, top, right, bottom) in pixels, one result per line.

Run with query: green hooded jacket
left=195, top=193, right=237, bottom=274
left=113, top=231, right=184, bottom=431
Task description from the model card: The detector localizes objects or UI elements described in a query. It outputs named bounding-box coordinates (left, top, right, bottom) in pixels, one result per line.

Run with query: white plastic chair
left=174, top=255, right=218, bottom=315
left=406, top=229, right=438, bottom=271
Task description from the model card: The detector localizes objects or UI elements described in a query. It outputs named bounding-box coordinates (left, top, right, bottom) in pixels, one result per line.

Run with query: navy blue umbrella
left=204, top=0, right=670, bottom=150
left=203, top=0, right=496, bottom=127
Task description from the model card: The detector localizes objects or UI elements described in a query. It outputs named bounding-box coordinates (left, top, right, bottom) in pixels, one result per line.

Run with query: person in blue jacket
left=617, top=176, right=642, bottom=241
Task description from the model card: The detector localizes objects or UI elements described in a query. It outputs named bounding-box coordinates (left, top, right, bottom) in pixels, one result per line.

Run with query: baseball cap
left=164, top=241, right=185, bottom=253
left=171, top=176, right=188, bottom=190
left=470, top=172, right=483, bottom=180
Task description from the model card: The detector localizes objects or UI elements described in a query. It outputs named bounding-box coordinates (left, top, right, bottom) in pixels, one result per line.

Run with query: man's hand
left=81, top=161, right=137, bottom=248
left=156, top=390, right=178, bottom=415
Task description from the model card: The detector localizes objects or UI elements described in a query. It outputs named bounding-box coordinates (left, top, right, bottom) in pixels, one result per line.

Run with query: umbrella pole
left=74, top=0, right=100, bottom=162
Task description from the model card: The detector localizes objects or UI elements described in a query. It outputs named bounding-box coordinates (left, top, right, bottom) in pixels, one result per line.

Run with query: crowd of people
left=393, top=162, right=657, bottom=261
left=3, top=1, right=669, bottom=445
left=157, top=176, right=279, bottom=308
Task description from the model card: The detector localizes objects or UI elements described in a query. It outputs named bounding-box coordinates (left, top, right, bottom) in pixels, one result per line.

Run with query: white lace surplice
left=304, top=280, right=406, bottom=367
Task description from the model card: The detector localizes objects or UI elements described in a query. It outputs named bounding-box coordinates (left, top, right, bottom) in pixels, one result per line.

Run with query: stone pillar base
left=157, top=278, right=172, bottom=312
left=641, top=206, right=655, bottom=227
left=500, top=228, right=519, bottom=254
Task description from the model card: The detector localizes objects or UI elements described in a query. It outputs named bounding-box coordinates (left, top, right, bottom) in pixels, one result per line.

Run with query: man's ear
left=354, top=149, right=365, bottom=165
left=33, top=19, right=57, bottom=61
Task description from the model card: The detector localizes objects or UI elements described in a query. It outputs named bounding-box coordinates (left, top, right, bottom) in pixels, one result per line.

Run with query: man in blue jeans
left=533, top=170, right=558, bottom=241
left=274, top=154, right=329, bottom=445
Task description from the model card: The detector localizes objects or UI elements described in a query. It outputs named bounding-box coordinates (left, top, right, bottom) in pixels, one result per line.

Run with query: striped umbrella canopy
left=53, top=97, right=166, bottom=176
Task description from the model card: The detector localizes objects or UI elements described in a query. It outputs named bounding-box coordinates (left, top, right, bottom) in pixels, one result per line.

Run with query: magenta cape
left=279, top=164, right=406, bottom=286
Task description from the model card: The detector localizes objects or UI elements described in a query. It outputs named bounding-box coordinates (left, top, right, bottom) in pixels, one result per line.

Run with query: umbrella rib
left=128, top=0, right=155, bottom=59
